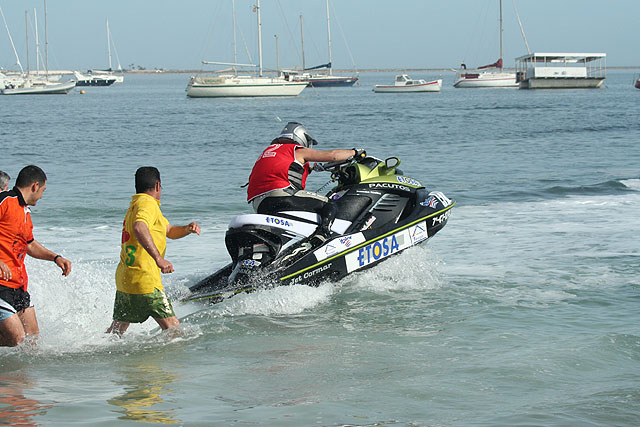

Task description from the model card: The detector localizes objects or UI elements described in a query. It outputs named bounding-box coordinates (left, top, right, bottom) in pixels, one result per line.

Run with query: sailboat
left=77, top=19, right=124, bottom=86
left=186, top=0, right=307, bottom=98
left=0, top=3, right=75, bottom=95
left=453, top=0, right=518, bottom=88
left=291, top=0, right=358, bottom=87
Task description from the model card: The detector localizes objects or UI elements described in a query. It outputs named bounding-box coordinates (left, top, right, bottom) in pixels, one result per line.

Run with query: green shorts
left=112, top=288, right=176, bottom=323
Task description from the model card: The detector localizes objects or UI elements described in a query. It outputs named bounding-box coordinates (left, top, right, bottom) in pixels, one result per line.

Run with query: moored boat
left=186, top=75, right=307, bottom=98
left=73, top=71, right=116, bottom=86
left=453, top=0, right=518, bottom=88
left=373, top=74, right=442, bottom=93
left=186, top=0, right=307, bottom=98
left=1, top=78, right=75, bottom=95
left=515, top=53, right=606, bottom=89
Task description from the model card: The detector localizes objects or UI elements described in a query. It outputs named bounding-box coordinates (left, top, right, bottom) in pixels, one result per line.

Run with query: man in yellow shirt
left=107, top=167, right=200, bottom=335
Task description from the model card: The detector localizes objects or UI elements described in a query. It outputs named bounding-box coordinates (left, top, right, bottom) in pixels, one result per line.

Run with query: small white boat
left=373, top=74, right=442, bottom=93
left=1, top=78, right=75, bottom=95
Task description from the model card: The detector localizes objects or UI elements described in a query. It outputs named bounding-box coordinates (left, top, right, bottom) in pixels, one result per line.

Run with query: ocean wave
left=547, top=179, right=638, bottom=197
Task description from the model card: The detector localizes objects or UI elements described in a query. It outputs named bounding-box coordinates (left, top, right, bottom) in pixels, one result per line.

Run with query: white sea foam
left=349, top=245, right=444, bottom=293
left=620, top=178, right=640, bottom=191
left=22, top=258, right=203, bottom=354
left=216, top=283, right=335, bottom=316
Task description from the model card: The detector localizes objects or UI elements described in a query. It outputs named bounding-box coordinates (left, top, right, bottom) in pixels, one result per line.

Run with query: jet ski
left=185, top=154, right=455, bottom=304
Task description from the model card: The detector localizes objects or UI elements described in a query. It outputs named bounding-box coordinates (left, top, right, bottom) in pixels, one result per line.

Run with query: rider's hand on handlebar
left=352, top=148, right=366, bottom=162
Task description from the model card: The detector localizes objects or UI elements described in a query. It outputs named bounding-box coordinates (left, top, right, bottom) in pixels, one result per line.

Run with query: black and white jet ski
left=185, top=154, right=454, bottom=304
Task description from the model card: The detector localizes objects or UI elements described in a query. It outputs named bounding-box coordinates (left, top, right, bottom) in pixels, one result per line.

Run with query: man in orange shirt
left=0, top=165, right=72, bottom=347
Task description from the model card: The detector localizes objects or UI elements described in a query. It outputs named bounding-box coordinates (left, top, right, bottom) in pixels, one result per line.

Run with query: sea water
left=0, top=71, right=639, bottom=426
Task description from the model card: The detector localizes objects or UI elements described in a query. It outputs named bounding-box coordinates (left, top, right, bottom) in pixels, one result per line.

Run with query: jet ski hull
left=186, top=198, right=453, bottom=303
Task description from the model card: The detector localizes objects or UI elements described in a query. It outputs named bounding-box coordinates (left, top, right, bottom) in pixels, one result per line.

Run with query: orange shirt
left=0, top=188, right=34, bottom=291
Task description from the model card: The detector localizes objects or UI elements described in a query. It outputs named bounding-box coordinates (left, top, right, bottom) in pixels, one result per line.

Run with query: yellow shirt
left=115, top=193, right=169, bottom=294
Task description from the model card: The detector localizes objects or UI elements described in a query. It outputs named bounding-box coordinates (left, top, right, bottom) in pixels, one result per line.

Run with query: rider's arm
left=295, top=147, right=356, bottom=164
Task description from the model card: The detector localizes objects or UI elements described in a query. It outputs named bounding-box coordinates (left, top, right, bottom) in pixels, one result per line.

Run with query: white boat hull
left=1, top=79, right=76, bottom=95
left=519, top=77, right=605, bottom=89
left=373, top=79, right=442, bottom=93
left=453, top=72, right=518, bottom=88
left=186, top=76, right=307, bottom=98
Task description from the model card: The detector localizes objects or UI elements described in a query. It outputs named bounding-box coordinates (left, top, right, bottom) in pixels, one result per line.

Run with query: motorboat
left=635, top=75, right=640, bottom=89
left=185, top=153, right=454, bottom=304
left=373, top=74, right=442, bottom=93
left=515, top=53, right=606, bottom=89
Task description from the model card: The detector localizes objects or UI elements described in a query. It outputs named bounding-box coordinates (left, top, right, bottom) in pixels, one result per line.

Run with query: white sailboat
left=186, top=0, right=307, bottom=98
left=453, top=0, right=518, bottom=88
left=0, top=3, right=75, bottom=95
left=77, top=19, right=124, bottom=86
left=299, top=0, right=358, bottom=87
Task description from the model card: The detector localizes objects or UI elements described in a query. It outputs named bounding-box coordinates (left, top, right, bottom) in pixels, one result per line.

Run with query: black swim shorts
left=0, top=286, right=32, bottom=314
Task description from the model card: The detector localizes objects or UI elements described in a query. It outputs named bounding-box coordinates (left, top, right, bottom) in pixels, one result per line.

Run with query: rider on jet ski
left=247, top=122, right=364, bottom=244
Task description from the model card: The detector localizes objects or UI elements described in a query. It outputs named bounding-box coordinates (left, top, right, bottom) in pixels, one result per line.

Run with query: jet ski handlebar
left=314, top=148, right=367, bottom=172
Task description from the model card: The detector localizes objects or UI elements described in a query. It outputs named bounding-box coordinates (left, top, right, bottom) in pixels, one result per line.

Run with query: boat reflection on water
left=0, top=372, right=53, bottom=426
left=108, top=364, right=180, bottom=425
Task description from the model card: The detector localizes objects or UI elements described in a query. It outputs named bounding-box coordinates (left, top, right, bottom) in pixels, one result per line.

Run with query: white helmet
left=274, top=122, right=318, bottom=148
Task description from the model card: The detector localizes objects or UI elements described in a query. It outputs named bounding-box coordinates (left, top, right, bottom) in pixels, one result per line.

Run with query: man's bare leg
left=0, top=315, right=26, bottom=347
left=106, top=320, right=130, bottom=335
left=17, top=307, right=39, bottom=338
left=154, top=316, right=179, bottom=330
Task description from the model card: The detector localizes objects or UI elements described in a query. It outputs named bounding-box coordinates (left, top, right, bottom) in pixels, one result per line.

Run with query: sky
left=1, top=0, right=639, bottom=73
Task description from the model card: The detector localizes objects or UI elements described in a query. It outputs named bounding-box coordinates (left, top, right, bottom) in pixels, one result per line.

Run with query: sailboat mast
left=232, top=0, right=237, bottom=74
left=44, top=0, right=48, bottom=77
left=300, top=15, right=305, bottom=70
left=499, top=0, right=503, bottom=70
left=34, top=8, right=39, bottom=75
left=25, top=10, right=30, bottom=74
left=274, top=34, right=279, bottom=74
left=0, top=6, right=24, bottom=74
left=326, top=0, right=332, bottom=76
left=256, top=0, right=263, bottom=77
left=107, top=19, right=112, bottom=70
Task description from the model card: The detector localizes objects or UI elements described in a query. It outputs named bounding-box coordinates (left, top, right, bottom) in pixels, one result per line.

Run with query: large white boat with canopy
left=515, top=53, right=606, bottom=89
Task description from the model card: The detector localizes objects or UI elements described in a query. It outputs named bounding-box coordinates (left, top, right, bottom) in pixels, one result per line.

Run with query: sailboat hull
left=1, top=80, right=76, bottom=95
left=308, top=76, right=358, bottom=87
left=453, top=72, right=518, bottom=88
left=186, top=77, right=307, bottom=98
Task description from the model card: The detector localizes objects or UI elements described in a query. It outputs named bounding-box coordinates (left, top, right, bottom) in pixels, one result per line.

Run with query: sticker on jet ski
left=344, top=221, right=427, bottom=273
left=397, top=176, right=422, bottom=187
left=314, top=233, right=366, bottom=261
left=429, top=191, right=452, bottom=207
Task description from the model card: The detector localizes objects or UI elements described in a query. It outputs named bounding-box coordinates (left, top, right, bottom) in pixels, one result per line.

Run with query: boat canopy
left=515, top=53, right=606, bottom=64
